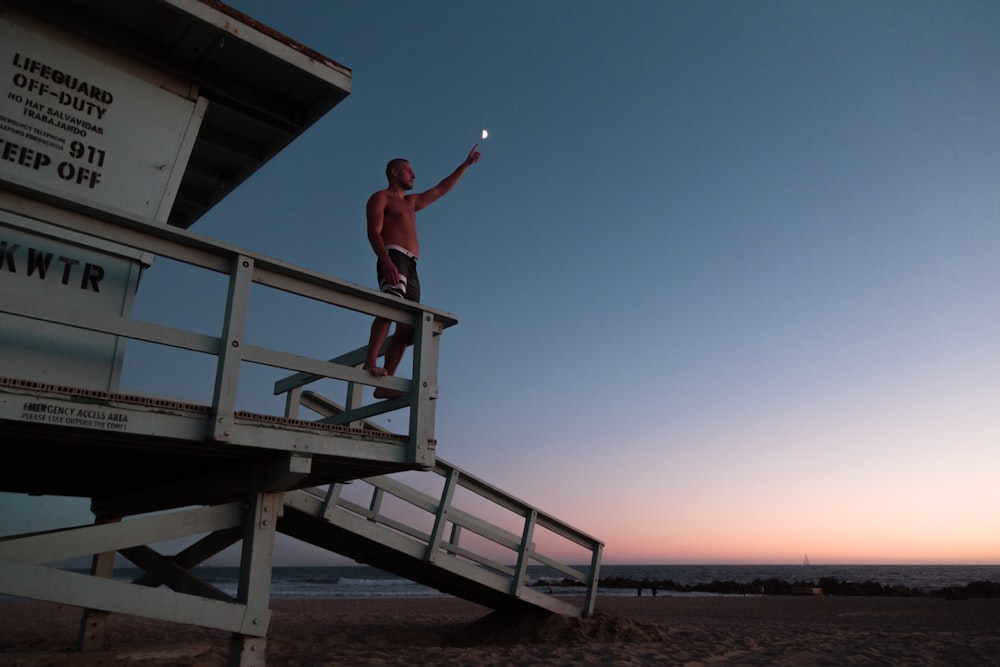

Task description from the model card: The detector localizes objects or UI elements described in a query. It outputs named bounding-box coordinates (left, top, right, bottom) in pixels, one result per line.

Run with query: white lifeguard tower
left=0, top=2, right=602, bottom=665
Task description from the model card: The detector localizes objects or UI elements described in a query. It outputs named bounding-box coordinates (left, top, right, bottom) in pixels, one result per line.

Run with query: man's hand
left=465, top=144, right=481, bottom=166
left=382, top=257, right=400, bottom=290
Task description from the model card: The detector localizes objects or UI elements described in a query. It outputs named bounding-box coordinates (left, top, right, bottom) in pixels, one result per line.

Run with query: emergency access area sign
left=0, top=11, right=205, bottom=222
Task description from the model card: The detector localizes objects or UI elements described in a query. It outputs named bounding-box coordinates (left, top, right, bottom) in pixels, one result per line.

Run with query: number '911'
left=69, top=141, right=105, bottom=167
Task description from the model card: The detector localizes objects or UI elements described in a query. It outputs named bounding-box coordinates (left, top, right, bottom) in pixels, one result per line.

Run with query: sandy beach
left=2, top=595, right=999, bottom=666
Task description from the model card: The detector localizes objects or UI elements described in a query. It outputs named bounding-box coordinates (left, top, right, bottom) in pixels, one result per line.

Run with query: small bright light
left=481, top=129, right=489, bottom=140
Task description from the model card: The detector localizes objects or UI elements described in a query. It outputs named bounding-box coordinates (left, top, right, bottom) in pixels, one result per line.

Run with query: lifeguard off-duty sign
left=0, top=12, right=205, bottom=222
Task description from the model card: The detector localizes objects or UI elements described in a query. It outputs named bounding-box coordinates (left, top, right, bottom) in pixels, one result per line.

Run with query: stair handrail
left=281, top=387, right=604, bottom=617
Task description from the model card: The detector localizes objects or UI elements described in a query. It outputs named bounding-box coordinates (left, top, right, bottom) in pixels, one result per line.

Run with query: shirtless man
left=364, top=145, right=480, bottom=397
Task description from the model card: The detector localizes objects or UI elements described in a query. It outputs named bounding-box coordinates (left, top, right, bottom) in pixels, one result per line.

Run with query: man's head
left=386, top=158, right=415, bottom=190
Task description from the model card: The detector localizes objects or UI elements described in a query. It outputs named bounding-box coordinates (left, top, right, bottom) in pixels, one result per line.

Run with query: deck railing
left=0, top=193, right=457, bottom=462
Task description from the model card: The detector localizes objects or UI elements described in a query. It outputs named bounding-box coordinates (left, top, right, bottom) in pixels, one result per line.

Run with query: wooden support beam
left=210, top=254, right=254, bottom=441
left=0, top=503, right=245, bottom=564
left=228, top=492, right=281, bottom=665
left=121, top=544, right=232, bottom=600
left=0, top=562, right=262, bottom=633
left=77, top=518, right=117, bottom=653
left=132, top=527, right=243, bottom=587
left=408, top=311, right=441, bottom=468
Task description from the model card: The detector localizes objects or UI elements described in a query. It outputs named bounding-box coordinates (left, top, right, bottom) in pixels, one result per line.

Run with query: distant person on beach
left=364, top=145, right=480, bottom=397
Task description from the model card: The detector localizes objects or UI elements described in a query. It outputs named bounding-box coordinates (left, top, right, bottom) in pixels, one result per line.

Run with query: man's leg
left=373, top=324, right=412, bottom=399
left=365, top=317, right=392, bottom=377
left=383, top=324, right=412, bottom=376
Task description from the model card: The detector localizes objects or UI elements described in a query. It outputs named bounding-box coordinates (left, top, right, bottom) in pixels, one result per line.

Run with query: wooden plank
left=273, top=347, right=369, bottom=395
left=364, top=476, right=529, bottom=553
left=209, top=255, right=253, bottom=441
left=0, top=562, right=268, bottom=634
left=0, top=291, right=219, bottom=354
left=77, top=538, right=117, bottom=651
left=425, top=467, right=459, bottom=563
left=244, top=344, right=408, bottom=393
left=437, top=540, right=515, bottom=577
left=316, top=392, right=411, bottom=426
left=583, top=543, right=603, bottom=618
left=407, top=312, right=440, bottom=467
left=132, top=527, right=243, bottom=588
left=0, top=503, right=244, bottom=564
left=233, top=492, right=280, bottom=638
left=121, top=544, right=232, bottom=600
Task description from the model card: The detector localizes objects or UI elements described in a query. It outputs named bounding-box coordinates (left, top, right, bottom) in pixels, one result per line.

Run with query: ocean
left=92, top=564, right=1000, bottom=600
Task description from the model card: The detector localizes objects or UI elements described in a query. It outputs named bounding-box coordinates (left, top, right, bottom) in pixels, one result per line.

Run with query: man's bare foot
left=365, top=365, right=389, bottom=377
left=373, top=387, right=405, bottom=399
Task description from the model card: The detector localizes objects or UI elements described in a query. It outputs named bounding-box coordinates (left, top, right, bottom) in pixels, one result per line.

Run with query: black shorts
left=377, top=248, right=420, bottom=302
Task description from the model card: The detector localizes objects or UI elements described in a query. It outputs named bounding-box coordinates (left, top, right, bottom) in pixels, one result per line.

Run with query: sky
left=3, top=0, right=999, bottom=567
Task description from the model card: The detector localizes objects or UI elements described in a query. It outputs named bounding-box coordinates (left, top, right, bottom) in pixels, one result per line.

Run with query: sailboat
left=803, top=554, right=810, bottom=567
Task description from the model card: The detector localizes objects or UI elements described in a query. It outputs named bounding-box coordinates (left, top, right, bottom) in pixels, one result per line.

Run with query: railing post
left=210, top=255, right=253, bottom=441
left=511, top=509, right=537, bottom=595
left=425, top=467, right=459, bottom=563
left=283, top=386, right=302, bottom=420
left=582, top=542, right=603, bottom=618
left=344, top=378, right=363, bottom=430
left=407, top=311, right=441, bottom=467
left=320, top=483, right=345, bottom=521
left=368, top=487, right=384, bottom=517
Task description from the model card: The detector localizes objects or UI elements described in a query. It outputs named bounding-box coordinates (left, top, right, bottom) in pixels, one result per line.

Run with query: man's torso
left=379, top=192, right=420, bottom=256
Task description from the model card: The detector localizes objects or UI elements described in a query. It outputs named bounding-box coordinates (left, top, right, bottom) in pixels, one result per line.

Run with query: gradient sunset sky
left=3, top=0, right=998, bottom=566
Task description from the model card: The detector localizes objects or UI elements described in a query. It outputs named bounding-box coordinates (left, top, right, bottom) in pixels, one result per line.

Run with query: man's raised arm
left=413, top=145, right=480, bottom=211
